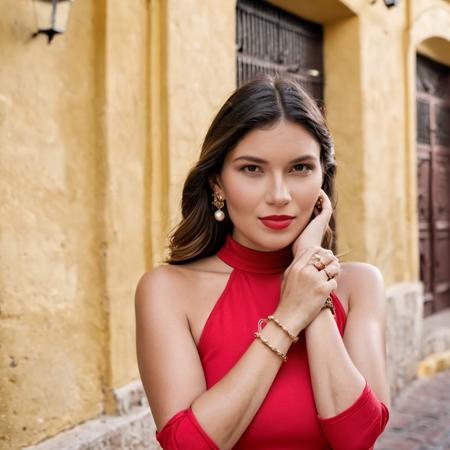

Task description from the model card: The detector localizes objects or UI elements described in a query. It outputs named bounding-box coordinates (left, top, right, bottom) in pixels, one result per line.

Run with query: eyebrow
left=232, top=154, right=318, bottom=164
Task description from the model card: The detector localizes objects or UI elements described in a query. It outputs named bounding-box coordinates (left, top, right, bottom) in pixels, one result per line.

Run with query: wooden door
left=416, top=54, right=450, bottom=316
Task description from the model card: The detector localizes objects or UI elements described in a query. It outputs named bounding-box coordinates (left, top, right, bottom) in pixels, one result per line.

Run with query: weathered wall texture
left=385, top=283, right=424, bottom=400
left=0, top=0, right=151, bottom=447
left=100, top=0, right=149, bottom=406
left=165, top=0, right=236, bottom=236
left=0, top=1, right=106, bottom=448
left=1, top=0, right=449, bottom=449
left=358, top=3, right=408, bottom=284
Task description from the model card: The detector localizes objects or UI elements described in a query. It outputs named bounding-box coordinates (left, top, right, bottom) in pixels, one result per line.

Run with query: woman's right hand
left=275, top=246, right=340, bottom=333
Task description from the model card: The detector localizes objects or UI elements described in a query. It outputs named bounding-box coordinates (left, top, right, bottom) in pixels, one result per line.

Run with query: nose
left=265, top=174, right=291, bottom=206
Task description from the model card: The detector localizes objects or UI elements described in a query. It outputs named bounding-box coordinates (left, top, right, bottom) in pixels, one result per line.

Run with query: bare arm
left=135, top=266, right=306, bottom=450
left=304, top=262, right=390, bottom=418
left=303, top=262, right=390, bottom=449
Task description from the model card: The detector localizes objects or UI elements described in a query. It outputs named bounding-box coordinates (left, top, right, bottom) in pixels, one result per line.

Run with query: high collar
left=217, top=234, right=294, bottom=274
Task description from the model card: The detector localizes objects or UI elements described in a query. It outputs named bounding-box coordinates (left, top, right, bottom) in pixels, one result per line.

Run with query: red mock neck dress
left=155, top=234, right=389, bottom=450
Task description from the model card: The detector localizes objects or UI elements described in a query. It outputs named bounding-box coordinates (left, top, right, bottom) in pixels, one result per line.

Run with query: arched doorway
left=416, top=53, right=450, bottom=316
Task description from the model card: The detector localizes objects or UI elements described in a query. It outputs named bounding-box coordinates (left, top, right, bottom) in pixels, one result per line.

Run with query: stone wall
left=385, top=282, right=424, bottom=402
left=24, top=382, right=158, bottom=450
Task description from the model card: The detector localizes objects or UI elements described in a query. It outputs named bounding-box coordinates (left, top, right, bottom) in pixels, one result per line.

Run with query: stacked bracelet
left=267, top=315, right=299, bottom=343
left=321, top=296, right=335, bottom=316
left=254, top=332, right=288, bottom=362
left=254, top=314, right=299, bottom=363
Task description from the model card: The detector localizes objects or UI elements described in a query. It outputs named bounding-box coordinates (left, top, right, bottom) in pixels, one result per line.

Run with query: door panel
left=416, top=54, right=450, bottom=316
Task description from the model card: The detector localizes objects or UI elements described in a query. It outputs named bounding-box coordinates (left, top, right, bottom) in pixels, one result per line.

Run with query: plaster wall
left=358, top=7, right=409, bottom=284
left=324, top=16, right=366, bottom=263
left=101, top=0, right=149, bottom=404
left=0, top=1, right=105, bottom=448
left=165, top=0, right=236, bottom=236
left=411, top=0, right=449, bottom=22
left=0, top=0, right=150, bottom=447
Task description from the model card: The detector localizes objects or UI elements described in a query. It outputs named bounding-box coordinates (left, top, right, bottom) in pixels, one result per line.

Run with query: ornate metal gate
left=236, top=0, right=324, bottom=105
left=416, top=54, right=450, bottom=317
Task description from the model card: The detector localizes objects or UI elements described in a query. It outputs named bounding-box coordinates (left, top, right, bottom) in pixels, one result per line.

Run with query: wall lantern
left=32, top=0, right=74, bottom=44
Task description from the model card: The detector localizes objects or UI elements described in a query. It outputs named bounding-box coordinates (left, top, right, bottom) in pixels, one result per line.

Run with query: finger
left=326, top=261, right=341, bottom=274
left=317, top=189, right=333, bottom=215
left=319, top=188, right=332, bottom=206
left=321, top=263, right=340, bottom=280
left=307, top=249, right=336, bottom=270
left=290, top=246, right=323, bottom=269
left=324, top=278, right=338, bottom=292
left=316, top=250, right=337, bottom=266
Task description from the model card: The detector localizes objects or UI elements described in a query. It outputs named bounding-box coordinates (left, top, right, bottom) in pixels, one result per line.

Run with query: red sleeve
left=155, top=407, right=219, bottom=449
left=317, top=379, right=390, bottom=450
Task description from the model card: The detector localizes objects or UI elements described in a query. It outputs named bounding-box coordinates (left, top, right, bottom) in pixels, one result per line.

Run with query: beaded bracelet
left=254, top=331, right=288, bottom=362
left=267, top=315, right=299, bottom=343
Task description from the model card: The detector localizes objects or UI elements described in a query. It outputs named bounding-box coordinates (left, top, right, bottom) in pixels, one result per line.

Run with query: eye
left=291, top=164, right=314, bottom=173
left=240, top=165, right=262, bottom=174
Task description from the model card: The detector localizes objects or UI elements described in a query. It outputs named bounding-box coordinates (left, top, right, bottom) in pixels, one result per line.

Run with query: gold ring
left=314, top=262, right=326, bottom=271
left=311, top=254, right=325, bottom=271
left=324, top=268, right=333, bottom=280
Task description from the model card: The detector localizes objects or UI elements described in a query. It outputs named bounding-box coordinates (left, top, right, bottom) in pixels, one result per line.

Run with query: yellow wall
left=0, top=1, right=106, bottom=447
left=100, top=0, right=149, bottom=408
left=1, top=0, right=449, bottom=448
left=165, top=0, right=236, bottom=245
left=358, top=3, right=408, bottom=283
left=0, top=0, right=151, bottom=446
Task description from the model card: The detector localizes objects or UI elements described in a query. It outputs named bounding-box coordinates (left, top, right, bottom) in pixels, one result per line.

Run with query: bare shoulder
left=339, top=261, right=383, bottom=282
left=134, top=256, right=233, bottom=430
left=135, top=264, right=187, bottom=312
left=338, top=262, right=385, bottom=312
left=135, top=255, right=232, bottom=313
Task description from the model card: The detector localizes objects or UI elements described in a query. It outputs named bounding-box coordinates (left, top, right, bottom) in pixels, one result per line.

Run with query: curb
left=417, top=350, right=450, bottom=377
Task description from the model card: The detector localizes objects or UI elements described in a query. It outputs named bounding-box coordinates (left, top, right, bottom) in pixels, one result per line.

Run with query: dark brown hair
left=166, top=75, right=337, bottom=264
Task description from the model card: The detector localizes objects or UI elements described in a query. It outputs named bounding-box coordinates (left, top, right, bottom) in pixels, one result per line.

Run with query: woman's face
left=213, top=120, right=323, bottom=251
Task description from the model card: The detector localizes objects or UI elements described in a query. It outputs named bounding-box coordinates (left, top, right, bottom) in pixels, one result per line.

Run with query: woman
left=135, top=75, right=390, bottom=450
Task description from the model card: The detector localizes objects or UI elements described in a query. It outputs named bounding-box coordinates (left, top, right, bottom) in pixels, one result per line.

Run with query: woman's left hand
left=291, top=189, right=333, bottom=257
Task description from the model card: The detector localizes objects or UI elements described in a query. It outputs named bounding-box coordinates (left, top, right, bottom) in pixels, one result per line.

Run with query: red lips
left=259, top=215, right=295, bottom=220
left=259, top=215, right=295, bottom=230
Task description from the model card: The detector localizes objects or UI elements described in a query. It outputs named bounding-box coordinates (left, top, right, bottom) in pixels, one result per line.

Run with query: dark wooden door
left=416, top=54, right=450, bottom=317
left=236, top=0, right=324, bottom=106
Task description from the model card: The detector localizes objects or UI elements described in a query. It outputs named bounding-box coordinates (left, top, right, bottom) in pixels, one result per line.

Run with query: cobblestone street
left=375, top=369, right=450, bottom=450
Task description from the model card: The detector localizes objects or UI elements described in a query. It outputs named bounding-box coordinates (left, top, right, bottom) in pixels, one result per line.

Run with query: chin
left=258, top=232, right=296, bottom=251
left=234, top=223, right=300, bottom=251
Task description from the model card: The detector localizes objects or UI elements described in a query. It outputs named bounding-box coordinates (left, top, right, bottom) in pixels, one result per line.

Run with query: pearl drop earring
left=212, top=192, right=225, bottom=222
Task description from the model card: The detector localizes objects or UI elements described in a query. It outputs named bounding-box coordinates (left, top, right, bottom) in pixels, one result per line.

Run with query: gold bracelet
left=321, top=296, right=335, bottom=316
left=254, top=332, right=288, bottom=362
left=264, top=315, right=299, bottom=343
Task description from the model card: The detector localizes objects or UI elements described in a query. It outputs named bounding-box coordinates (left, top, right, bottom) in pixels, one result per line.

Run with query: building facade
left=0, top=0, right=449, bottom=448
